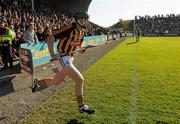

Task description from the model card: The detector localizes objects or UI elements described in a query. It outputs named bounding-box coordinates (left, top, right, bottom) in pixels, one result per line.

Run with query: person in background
left=36, top=26, right=47, bottom=42
left=0, top=50, right=3, bottom=66
left=23, top=22, right=38, bottom=44
left=0, top=18, right=15, bottom=70
left=135, top=28, right=141, bottom=42
left=12, top=27, right=23, bottom=57
left=31, top=11, right=95, bottom=115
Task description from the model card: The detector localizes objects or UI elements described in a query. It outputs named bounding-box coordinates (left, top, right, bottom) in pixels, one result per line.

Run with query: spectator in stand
left=0, top=52, right=3, bottom=66
left=0, top=18, right=15, bottom=70
left=36, top=25, right=47, bottom=42
left=23, top=22, right=38, bottom=44
left=1, top=1, right=104, bottom=46
left=12, top=27, right=24, bottom=57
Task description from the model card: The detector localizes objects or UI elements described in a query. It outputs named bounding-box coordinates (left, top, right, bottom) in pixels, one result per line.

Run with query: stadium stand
left=135, top=14, right=180, bottom=36
left=0, top=0, right=107, bottom=69
left=0, top=0, right=105, bottom=40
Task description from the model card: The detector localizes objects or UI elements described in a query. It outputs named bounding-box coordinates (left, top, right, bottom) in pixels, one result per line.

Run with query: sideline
left=128, top=43, right=139, bottom=123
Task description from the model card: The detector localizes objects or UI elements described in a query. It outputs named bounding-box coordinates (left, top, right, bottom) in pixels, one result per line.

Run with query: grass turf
left=20, top=37, right=180, bottom=124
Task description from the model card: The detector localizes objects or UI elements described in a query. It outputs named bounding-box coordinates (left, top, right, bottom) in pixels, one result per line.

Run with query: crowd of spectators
left=0, top=0, right=107, bottom=68
left=135, top=14, right=180, bottom=36
left=0, top=0, right=105, bottom=44
left=0, top=0, right=76, bottom=50
left=86, top=27, right=106, bottom=36
left=0, top=0, right=31, bottom=11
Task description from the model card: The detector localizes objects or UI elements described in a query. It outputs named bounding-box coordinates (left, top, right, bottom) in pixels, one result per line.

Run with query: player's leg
left=32, top=69, right=67, bottom=92
left=39, top=69, right=66, bottom=85
left=1, top=45, right=8, bottom=69
left=63, top=64, right=84, bottom=98
left=63, top=63, right=95, bottom=114
left=139, top=36, right=140, bottom=42
left=138, top=36, right=140, bottom=42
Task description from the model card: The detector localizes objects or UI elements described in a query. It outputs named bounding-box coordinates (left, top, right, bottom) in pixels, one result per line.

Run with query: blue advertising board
left=20, top=41, right=59, bottom=67
left=20, top=35, right=108, bottom=67
left=83, top=35, right=107, bottom=47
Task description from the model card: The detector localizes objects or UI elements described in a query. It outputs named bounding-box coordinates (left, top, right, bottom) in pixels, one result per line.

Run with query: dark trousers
left=0, top=45, right=13, bottom=67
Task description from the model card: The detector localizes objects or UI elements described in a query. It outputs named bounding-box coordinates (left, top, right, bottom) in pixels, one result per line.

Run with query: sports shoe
left=31, top=79, right=40, bottom=93
left=79, top=105, right=95, bottom=114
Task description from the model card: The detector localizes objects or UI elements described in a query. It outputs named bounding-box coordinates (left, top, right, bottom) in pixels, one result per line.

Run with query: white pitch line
left=128, top=45, right=139, bottom=124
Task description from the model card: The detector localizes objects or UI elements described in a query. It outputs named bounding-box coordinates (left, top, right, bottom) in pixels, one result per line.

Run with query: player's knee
left=79, top=77, right=84, bottom=84
left=52, top=78, right=59, bottom=85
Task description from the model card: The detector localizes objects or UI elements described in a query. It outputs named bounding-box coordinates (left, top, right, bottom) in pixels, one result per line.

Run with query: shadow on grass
left=66, top=119, right=84, bottom=124
left=126, top=42, right=137, bottom=45
left=155, top=121, right=169, bottom=124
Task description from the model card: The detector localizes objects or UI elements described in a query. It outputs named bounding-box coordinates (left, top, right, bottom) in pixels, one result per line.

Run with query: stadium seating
left=135, top=14, right=180, bottom=36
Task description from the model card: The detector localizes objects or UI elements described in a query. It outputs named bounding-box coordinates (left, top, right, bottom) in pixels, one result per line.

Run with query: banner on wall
left=20, top=41, right=58, bottom=67
left=83, top=35, right=107, bottom=47
left=20, top=35, right=108, bottom=67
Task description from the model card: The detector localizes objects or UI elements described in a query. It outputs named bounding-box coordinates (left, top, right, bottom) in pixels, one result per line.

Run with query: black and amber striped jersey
left=53, top=22, right=85, bottom=54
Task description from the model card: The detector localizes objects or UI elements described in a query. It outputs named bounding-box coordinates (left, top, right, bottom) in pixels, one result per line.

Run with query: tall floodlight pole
left=31, top=0, right=34, bottom=12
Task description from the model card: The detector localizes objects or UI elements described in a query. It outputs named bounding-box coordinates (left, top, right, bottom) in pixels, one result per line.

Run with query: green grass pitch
left=20, top=37, right=180, bottom=124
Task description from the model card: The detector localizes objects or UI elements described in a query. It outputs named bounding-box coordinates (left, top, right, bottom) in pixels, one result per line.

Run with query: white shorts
left=55, top=55, right=74, bottom=71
